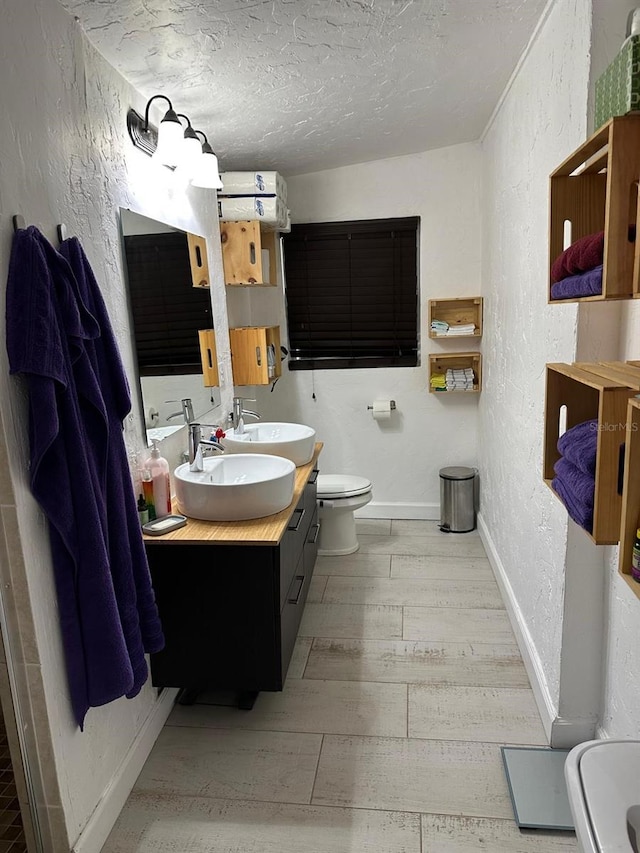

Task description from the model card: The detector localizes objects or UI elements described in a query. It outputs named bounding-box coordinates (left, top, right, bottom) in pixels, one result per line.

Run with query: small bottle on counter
left=143, top=440, right=172, bottom=520
left=141, top=469, right=156, bottom=521
left=632, top=528, right=640, bottom=583
left=137, top=493, right=149, bottom=527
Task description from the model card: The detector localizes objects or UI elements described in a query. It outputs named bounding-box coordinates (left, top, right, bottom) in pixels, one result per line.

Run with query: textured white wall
left=479, top=0, right=591, bottom=712
left=0, top=0, right=231, bottom=847
left=236, top=144, right=483, bottom=517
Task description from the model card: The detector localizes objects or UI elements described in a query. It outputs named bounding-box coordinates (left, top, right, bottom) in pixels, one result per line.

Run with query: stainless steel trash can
left=439, top=466, right=478, bottom=533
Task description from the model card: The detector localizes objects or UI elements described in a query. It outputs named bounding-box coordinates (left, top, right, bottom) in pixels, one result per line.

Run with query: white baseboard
left=357, top=502, right=440, bottom=520
left=477, top=513, right=556, bottom=743
left=72, top=687, right=179, bottom=853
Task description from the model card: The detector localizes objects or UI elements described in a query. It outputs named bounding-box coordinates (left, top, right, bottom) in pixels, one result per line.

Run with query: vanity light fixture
left=191, top=132, right=224, bottom=190
left=127, top=96, right=223, bottom=187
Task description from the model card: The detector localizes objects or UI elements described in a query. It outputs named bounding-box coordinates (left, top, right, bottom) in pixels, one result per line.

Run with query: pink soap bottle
left=144, top=440, right=172, bottom=520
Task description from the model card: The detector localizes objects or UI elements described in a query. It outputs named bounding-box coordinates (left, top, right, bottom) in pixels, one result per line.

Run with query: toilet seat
left=317, top=474, right=372, bottom=500
left=565, top=739, right=640, bottom=852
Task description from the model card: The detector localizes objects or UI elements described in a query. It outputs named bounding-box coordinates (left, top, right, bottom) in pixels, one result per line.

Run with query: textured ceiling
left=61, top=0, right=548, bottom=175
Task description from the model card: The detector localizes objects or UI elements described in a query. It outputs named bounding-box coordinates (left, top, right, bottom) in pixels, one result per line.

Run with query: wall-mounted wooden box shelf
left=198, top=329, right=219, bottom=387
left=619, top=397, right=640, bottom=600
left=187, top=233, right=210, bottom=288
left=220, top=220, right=277, bottom=287
left=429, top=353, right=482, bottom=393
left=230, top=326, right=281, bottom=386
left=549, top=115, right=640, bottom=303
left=544, top=362, right=638, bottom=544
left=428, top=297, right=483, bottom=338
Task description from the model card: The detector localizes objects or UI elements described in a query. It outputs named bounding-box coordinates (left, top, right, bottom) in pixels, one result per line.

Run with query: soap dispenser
left=143, top=440, right=172, bottom=520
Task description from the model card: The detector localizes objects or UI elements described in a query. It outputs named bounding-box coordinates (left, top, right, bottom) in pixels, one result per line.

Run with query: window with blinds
left=282, top=217, right=419, bottom=370
left=124, top=232, right=212, bottom=376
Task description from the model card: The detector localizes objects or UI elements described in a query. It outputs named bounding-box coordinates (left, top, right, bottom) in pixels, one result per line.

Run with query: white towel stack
left=218, top=171, right=289, bottom=230
left=444, top=323, right=476, bottom=336
left=446, top=368, right=475, bottom=391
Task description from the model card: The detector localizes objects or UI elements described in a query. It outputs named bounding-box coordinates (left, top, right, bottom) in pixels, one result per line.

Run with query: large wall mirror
left=120, top=209, right=218, bottom=445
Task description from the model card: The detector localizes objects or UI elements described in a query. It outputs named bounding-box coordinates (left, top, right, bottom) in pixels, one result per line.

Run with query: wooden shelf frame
left=544, top=362, right=638, bottom=544
left=428, top=296, right=483, bottom=338
left=220, top=220, right=278, bottom=287
left=619, top=397, right=640, bottom=599
left=229, top=325, right=282, bottom=386
left=549, top=115, right=640, bottom=303
left=198, top=329, right=219, bottom=387
left=429, top=352, right=482, bottom=394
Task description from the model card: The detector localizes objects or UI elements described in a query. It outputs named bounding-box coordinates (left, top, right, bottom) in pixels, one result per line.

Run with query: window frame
left=282, top=216, right=420, bottom=371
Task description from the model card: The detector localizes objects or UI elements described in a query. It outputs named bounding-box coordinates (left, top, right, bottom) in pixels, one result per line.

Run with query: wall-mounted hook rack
left=57, top=224, right=67, bottom=243
left=12, top=215, right=25, bottom=233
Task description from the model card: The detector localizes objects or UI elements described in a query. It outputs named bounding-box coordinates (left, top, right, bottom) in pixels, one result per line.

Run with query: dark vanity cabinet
left=145, top=463, right=320, bottom=702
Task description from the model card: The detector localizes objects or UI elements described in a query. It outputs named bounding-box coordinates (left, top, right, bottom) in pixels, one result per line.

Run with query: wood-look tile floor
left=102, top=520, right=577, bottom=852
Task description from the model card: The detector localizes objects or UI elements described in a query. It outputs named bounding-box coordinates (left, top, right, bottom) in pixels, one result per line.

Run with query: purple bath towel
left=550, top=265, right=603, bottom=300
left=6, top=227, right=163, bottom=728
left=60, top=238, right=164, bottom=692
left=557, top=419, right=598, bottom=477
left=552, top=456, right=595, bottom=533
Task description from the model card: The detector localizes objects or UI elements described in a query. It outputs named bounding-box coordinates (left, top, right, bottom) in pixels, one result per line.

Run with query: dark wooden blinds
left=124, top=232, right=212, bottom=375
left=282, top=217, right=419, bottom=370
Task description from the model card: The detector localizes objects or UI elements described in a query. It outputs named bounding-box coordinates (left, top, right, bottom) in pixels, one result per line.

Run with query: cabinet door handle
left=255, top=346, right=262, bottom=366
left=288, top=575, right=305, bottom=605
left=287, top=507, right=305, bottom=532
left=308, top=522, right=320, bottom=545
left=307, top=469, right=319, bottom=485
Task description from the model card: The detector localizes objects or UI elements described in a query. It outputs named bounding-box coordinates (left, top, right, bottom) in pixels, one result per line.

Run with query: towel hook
left=57, top=224, right=68, bottom=243
left=12, top=215, right=25, bottom=233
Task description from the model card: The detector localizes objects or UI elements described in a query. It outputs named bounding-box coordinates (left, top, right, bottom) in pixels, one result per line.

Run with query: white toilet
left=564, top=739, right=640, bottom=852
left=316, top=474, right=372, bottom=556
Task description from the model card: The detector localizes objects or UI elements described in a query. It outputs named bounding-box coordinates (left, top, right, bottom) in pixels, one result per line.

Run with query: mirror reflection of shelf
left=429, top=353, right=482, bottom=393
left=198, top=330, right=219, bottom=387
left=428, top=296, right=483, bottom=338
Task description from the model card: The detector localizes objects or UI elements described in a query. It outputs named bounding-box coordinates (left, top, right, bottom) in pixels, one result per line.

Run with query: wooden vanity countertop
left=143, top=443, right=323, bottom=546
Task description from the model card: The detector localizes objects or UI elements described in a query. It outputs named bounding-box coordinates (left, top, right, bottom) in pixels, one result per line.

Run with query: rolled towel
left=552, top=457, right=595, bottom=533
left=557, top=419, right=598, bottom=476
left=551, top=231, right=605, bottom=283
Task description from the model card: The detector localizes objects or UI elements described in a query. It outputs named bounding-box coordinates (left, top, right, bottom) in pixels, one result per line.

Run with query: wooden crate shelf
left=544, top=362, right=637, bottom=544
left=198, top=329, right=219, bottom=387
left=220, top=220, right=277, bottom=287
left=619, top=397, right=640, bottom=600
left=429, top=353, right=482, bottom=394
left=230, top=325, right=281, bottom=386
left=549, top=115, right=640, bottom=303
left=428, top=297, right=483, bottom=338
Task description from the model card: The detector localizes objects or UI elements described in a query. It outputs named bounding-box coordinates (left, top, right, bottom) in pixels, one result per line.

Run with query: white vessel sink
left=174, top=453, right=296, bottom=521
left=222, top=422, right=316, bottom=467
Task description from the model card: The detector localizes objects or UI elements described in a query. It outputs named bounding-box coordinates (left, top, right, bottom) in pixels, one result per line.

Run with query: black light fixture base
left=127, top=108, right=158, bottom=157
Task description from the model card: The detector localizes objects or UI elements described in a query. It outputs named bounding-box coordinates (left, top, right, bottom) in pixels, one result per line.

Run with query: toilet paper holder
left=367, top=400, right=396, bottom=410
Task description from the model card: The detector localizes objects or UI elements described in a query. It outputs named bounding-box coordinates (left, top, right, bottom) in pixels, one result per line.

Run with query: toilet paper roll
left=372, top=400, right=392, bottom=421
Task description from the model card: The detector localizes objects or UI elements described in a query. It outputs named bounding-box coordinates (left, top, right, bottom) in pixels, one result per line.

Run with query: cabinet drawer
left=280, top=494, right=310, bottom=611
left=280, top=551, right=311, bottom=681
left=304, top=467, right=319, bottom=517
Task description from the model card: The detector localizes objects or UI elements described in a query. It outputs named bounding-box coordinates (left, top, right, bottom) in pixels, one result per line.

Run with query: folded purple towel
left=552, top=457, right=595, bottom=533
left=550, top=265, right=602, bottom=300
left=557, top=419, right=598, bottom=477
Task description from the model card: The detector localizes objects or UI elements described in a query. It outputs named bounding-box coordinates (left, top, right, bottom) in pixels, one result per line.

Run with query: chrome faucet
left=166, top=398, right=195, bottom=424
left=230, top=396, right=260, bottom=435
left=188, top=423, right=225, bottom=472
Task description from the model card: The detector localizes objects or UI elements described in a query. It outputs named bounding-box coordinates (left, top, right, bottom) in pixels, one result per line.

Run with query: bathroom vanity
left=143, top=445, right=321, bottom=709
